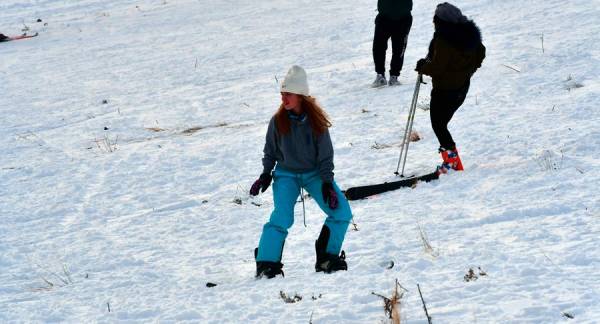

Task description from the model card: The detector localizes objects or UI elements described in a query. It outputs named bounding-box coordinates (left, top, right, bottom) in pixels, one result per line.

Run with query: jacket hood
left=434, top=17, right=482, bottom=50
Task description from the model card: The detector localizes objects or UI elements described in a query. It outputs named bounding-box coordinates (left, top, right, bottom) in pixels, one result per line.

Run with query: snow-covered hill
left=1, top=0, right=598, bottom=322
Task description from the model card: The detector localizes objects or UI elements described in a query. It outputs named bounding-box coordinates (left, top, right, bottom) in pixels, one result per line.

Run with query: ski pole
left=400, top=75, right=422, bottom=176
left=394, top=75, right=420, bottom=177
left=396, top=101, right=413, bottom=175
left=300, top=187, right=307, bottom=227
left=395, top=75, right=421, bottom=175
left=394, top=74, right=422, bottom=176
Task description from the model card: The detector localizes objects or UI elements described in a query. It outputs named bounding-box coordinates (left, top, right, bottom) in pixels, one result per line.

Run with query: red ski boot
left=437, top=147, right=464, bottom=175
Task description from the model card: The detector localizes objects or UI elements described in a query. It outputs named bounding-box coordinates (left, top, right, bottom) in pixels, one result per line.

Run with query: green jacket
left=377, top=0, right=412, bottom=20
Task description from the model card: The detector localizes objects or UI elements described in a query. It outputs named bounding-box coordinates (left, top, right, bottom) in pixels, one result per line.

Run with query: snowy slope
left=1, top=0, right=599, bottom=322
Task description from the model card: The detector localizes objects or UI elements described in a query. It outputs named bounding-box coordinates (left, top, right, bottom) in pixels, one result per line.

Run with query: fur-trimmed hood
left=434, top=17, right=482, bottom=51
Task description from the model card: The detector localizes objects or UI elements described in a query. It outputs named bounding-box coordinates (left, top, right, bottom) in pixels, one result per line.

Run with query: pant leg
left=256, top=169, right=300, bottom=262
left=429, top=81, right=470, bottom=150
left=389, top=15, right=413, bottom=76
left=302, top=172, right=352, bottom=256
left=373, top=14, right=392, bottom=75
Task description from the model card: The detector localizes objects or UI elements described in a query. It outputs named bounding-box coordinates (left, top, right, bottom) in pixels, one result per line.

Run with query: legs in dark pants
left=429, top=81, right=470, bottom=150
left=372, top=18, right=390, bottom=75
left=373, top=14, right=413, bottom=76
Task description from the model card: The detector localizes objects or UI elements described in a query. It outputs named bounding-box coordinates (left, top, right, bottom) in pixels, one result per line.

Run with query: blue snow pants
left=256, top=167, right=353, bottom=262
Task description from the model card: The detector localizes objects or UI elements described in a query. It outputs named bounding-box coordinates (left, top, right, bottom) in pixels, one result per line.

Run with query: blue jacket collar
left=287, top=111, right=307, bottom=122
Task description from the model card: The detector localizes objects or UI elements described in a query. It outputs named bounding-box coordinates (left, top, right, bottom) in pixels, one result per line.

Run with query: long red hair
left=274, top=96, right=332, bottom=136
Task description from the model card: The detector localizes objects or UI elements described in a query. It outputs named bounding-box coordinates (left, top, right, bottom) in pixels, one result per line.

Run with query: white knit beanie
left=280, top=65, right=309, bottom=96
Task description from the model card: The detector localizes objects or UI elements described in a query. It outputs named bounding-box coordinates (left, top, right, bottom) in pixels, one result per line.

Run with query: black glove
left=321, top=182, right=338, bottom=209
left=415, top=58, right=427, bottom=72
left=249, top=173, right=272, bottom=196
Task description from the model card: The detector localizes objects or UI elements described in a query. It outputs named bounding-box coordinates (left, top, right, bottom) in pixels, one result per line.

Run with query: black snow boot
left=256, top=261, right=284, bottom=279
left=254, top=248, right=284, bottom=279
left=315, top=225, right=348, bottom=273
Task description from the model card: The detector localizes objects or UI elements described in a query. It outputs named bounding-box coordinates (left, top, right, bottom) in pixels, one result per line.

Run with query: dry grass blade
left=279, top=291, right=302, bottom=303
left=95, top=134, right=118, bottom=153
left=181, top=122, right=229, bottom=135
left=145, top=127, right=165, bottom=132
left=501, top=64, right=521, bottom=72
left=418, top=224, right=439, bottom=258
left=390, top=279, right=406, bottom=324
left=182, top=126, right=203, bottom=135
left=372, top=279, right=407, bottom=323
left=29, top=260, right=75, bottom=292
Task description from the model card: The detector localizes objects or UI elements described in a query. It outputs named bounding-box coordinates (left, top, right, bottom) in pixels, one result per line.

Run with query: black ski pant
left=429, top=80, right=470, bottom=151
left=372, top=14, right=413, bottom=76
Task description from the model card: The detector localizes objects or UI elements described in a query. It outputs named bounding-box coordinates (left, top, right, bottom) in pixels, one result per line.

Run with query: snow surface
left=1, top=0, right=599, bottom=322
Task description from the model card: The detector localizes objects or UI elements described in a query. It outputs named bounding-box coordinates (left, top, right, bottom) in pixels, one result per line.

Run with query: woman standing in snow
left=415, top=2, right=486, bottom=173
left=249, top=65, right=352, bottom=279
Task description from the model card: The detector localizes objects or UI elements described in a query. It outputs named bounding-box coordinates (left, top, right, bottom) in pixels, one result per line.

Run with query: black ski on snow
left=344, top=171, right=439, bottom=201
left=0, top=32, right=38, bottom=43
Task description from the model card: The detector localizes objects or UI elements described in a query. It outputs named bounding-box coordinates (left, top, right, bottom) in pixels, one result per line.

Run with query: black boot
left=254, top=248, right=284, bottom=279
left=315, top=225, right=347, bottom=273
left=256, top=261, right=284, bottom=279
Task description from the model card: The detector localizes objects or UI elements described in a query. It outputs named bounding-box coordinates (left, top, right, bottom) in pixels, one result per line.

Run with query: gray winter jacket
left=262, top=115, right=334, bottom=183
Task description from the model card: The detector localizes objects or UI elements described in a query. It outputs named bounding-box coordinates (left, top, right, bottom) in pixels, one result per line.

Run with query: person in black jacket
left=415, top=2, right=485, bottom=174
left=371, top=0, right=413, bottom=87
